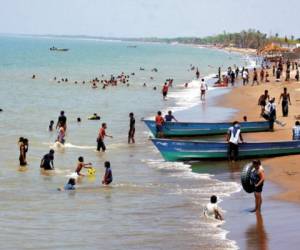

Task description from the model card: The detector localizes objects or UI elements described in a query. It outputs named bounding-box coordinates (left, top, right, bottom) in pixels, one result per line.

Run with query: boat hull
left=143, top=120, right=270, bottom=137
left=151, top=139, right=300, bottom=161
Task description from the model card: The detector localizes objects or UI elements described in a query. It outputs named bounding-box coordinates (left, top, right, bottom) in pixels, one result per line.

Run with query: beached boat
left=143, top=120, right=270, bottom=137
left=151, top=138, right=300, bottom=161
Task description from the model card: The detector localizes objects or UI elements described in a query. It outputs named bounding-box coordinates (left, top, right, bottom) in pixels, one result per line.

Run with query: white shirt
left=200, top=82, right=207, bottom=91
left=228, top=126, right=241, bottom=145
left=242, top=71, right=248, bottom=79
left=264, top=102, right=276, bottom=115
left=204, top=203, right=218, bottom=218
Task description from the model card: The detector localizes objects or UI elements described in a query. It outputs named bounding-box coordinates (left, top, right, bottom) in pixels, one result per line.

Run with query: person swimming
left=49, top=120, right=54, bottom=131
left=102, top=161, right=113, bottom=185
left=75, top=156, right=92, bottom=176
left=77, top=117, right=81, bottom=122
left=64, top=178, right=76, bottom=190
left=88, top=113, right=100, bottom=120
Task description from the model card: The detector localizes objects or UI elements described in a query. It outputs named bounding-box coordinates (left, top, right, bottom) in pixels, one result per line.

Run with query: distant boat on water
left=127, top=45, right=137, bottom=48
left=50, top=46, right=69, bottom=52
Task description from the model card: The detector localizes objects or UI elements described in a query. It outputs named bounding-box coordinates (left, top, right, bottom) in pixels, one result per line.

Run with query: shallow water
left=0, top=35, right=251, bottom=249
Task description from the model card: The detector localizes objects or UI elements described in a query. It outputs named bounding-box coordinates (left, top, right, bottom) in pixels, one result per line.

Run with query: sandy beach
left=220, top=69, right=300, bottom=203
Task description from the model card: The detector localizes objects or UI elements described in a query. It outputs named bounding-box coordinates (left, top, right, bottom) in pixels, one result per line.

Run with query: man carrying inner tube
left=250, top=160, right=265, bottom=213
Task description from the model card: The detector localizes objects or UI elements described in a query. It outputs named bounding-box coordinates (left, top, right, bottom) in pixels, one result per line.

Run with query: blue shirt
left=165, top=115, right=175, bottom=122
left=64, top=183, right=75, bottom=190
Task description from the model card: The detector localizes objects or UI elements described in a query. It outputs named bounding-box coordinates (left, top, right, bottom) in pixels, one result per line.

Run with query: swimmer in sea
left=49, top=120, right=54, bottom=131
left=56, top=110, right=67, bottom=131
left=97, top=123, right=113, bottom=152
left=102, top=161, right=113, bottom=185
left=18, top=137, right=27, bottom=166
left=40, top=149, right=55, bottom=170
left=75, top=156, right=92, bottom=176
left=58, top=178, right=76, bottom=191
left=204, top=195, right=223, bottom=220
left=56, top=126, right=65, bottom=144
left=77, top=117, right=81, bottom=122
left=128, top=112, right=135, bottom=144
left=88, top=113, right=100, bottom=120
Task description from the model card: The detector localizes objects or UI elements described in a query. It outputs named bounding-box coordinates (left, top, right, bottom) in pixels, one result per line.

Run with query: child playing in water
left=102, top=161, right=113, bottom=185
left=49, top=120, right=54, bottom=131
left=64, top=178, right=76, bottom=190
left=204, top=195, right=223, bottom=220
left=75, top=156, right=93, bottom=176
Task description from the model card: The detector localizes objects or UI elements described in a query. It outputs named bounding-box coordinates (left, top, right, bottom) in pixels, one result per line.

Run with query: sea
left=0, top=35, right=256, bottom=250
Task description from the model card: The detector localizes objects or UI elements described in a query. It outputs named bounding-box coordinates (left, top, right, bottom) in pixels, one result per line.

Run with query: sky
left=0, top=0, right=299, bottom=38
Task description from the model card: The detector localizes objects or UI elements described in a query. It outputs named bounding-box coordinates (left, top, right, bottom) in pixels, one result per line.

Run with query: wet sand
left=217, top=68, right=300, bottom=248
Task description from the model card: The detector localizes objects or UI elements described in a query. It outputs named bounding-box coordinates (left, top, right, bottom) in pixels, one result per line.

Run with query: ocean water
left=0, top=35, right=251, bottom=249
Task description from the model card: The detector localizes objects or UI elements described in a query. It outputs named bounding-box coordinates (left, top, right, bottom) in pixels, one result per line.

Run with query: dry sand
left=219, top=68, right=300, bottom=203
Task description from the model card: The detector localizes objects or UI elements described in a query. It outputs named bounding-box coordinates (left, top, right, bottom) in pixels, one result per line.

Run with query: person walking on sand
left=128, top=112, right=135, bottom=144
left=226, top=121, right=244, bottom=162
left=204, top=195, right=223, bottom=220
left=102, top=161, right=113, bottom=185
left=258, top=90, right=270, bottom=116
left=97, top=123, right=113, bottom=152
left=242, top=69, right=249, bottom=85
left=250, top=160, right=265, bottom=213
left=252, top=68, right=259, bottom=85
left=200, top=79, right=208, bottom=101
left=279, top=87, right=291, bottom=117
left=162, top=82, right=169, bottom=100
left=260, top=68, right=265, bottom=82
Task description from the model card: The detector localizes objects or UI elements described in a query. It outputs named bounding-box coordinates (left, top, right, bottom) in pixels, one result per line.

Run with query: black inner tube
left=241, top=163, right=255, bottom=193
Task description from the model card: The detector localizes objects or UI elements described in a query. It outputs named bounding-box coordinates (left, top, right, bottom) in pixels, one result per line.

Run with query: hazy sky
left=1, top=0, right=299, bottom=38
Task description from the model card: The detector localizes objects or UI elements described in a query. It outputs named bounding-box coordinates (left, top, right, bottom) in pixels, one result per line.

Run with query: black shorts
left=163, top=91, right=167, bottom=97
left=254, top=184, right=263, bottom=193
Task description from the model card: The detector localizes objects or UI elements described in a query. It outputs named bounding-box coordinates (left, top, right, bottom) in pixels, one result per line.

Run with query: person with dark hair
left=165, top=110, right=178, bottom=122
left=243, top=116, right=247, bottom=122
left=155, top=111, right=165, bottom=138
left=77, top=117, right=81, bottom=123
left=102, top=161, right=113, bottom=185
left=162, top=82, right=169, bottom=100
left=292, top=121, right=300, bottom=140
left=200, top=78, right=208, bottom=100
left=18, top=137, right=27, bottom=166
left=204, top=195, right=223, bottom=220
left=49, top=120, right=54, bottom=131
left=258, top=90, right=270, bottom=116
left=97, top=123, right=113, bottom=152
left=226, top=121, right=244, bottom=161
left=75, top=156, right=92, bottom=176
left=128, top=113, right=135, bottom=144
left=40, top=149, right=55, bottom=170
left=56, top=110, right=67, bottom=131
left=279, top=87, right=291, bottom=117
left=250, top=160, right=265, bottom=213
left=252, top=68, right=259, bottom=85
left=64, top=178, right=76, bottom=190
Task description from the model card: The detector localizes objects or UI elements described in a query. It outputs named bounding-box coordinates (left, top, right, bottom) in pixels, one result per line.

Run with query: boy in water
left=102, top=161, right=113, bottom=185
left=128, top=112, right=135, bottom=144
left=40, top=149, right=55, bottom=170
left=56, top=110, right=67, bottom=131
left=162, top=82, right=169, bottom=100
left=97, top=123, right=113, bottom=152
left=75, top=156, right=92, bottom=176
left=49, top=120, right=54, bottom=131
left=56, top=126, right=65, bottom=144
left=204, top=195, right=223, bottom=220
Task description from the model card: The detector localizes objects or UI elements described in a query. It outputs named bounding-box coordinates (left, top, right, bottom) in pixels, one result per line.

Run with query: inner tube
left=241, top=162, right=255, bottom=193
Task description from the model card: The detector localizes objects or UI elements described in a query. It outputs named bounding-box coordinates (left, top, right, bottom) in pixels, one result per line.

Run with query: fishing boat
left=151, top=138, right=300, bottom=161
left=50, top=47, right=69, bottom=52
left=143, top=120, right=271, bottom=137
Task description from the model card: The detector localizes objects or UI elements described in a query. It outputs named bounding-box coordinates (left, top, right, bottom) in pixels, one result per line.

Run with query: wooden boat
left=143, top=120, right=271, bottom=137
left=151, top=138, right=300, bottom=161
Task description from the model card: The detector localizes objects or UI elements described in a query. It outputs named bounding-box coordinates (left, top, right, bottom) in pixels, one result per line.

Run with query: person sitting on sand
left=75, top=156, right=92, bottom=176
left=226, top=121, right=244, bottom=162
left=165, top=110, right=178, bottom=122
left=204, top=195, right=223, bottom=220
left=278, top=87, right=291, bottom=117
left=102, top=161, right=113, bottom=185
left=292, top=121, right=300, bottom=140
left=40, top=149, right=55, bottom=170
left=88, top=113, right=100, bottom=120
left=250, top=160, right=265, bottom=213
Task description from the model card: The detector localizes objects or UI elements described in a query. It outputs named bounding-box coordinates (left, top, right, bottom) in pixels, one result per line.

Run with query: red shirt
left=98, top=127, right=106, bottom=140
left=155, top=115, right=164, bottom=126
left=162, top=85, right=169, bottom=93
